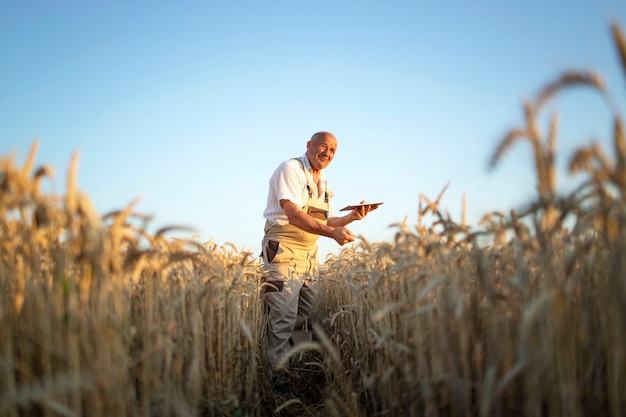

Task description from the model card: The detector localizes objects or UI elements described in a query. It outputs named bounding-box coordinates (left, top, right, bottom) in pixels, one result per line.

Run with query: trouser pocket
left=263, top=280, right=284, bottom=293
left=265, top=239, right=279, bottom=263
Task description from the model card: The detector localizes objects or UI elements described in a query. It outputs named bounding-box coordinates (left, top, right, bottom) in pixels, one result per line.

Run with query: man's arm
left=280, top=199, right=356, bottom=245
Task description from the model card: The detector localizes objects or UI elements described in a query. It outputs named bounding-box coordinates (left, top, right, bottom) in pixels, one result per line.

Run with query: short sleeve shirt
left=263, top=154, right=334, bottom=226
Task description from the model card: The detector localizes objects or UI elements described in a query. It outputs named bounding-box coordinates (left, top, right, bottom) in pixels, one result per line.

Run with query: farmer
left=260, top=131, right=379, bottom=388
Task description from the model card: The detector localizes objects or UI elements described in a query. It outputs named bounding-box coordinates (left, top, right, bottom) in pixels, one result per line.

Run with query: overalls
left=261, top=158, right=331, bottom=370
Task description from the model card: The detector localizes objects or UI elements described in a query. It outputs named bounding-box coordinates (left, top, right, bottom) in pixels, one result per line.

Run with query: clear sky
left=2, top=1, right=625, bottom=260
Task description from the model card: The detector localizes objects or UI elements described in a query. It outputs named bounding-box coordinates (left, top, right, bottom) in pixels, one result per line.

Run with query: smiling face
left=305, top=132, right=337, bottom=171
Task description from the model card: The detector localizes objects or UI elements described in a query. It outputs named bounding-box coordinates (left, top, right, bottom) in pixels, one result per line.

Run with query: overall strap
left=291, top=157, right=330, bottom=203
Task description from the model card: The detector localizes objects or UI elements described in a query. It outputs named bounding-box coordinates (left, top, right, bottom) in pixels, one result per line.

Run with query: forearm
left=327, top=213, right=356, bottom=228
left=286, top=209, right=336, bottom=238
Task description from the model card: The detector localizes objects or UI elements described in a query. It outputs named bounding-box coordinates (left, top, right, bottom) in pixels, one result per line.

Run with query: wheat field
left=1, top=23, right=626, bottom=417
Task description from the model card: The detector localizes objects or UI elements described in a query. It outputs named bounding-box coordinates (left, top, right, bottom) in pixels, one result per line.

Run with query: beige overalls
left=261, top=159, right=331, bottom=370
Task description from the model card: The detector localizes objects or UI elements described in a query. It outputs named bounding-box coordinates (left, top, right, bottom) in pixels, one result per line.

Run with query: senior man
left=260, top=131, right=379, bottom=390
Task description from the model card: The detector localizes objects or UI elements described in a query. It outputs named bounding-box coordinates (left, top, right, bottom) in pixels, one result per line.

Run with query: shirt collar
left=300, top=154, right=312, bottom=171
left=300, top=154, right=326, bottom=180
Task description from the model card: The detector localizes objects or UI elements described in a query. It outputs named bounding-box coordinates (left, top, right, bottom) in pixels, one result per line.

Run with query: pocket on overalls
left=305, top=198, right=329, bottom=221
left=307, top=206, right=328, bottom=221
left=266, top=240, right=280, bottom=263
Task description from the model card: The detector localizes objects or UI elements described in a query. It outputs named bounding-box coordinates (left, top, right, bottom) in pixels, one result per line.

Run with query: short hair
left=310, top=131, right=335, bottom=142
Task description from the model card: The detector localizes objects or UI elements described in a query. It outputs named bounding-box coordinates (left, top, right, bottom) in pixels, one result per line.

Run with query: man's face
left=306, top=134, right=337, bottom=171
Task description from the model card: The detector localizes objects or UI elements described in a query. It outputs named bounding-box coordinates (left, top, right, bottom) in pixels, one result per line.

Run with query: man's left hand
left=351, top=200, right=381, bottom=221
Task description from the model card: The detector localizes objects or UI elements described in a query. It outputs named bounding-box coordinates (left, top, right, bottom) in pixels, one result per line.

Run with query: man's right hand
left=330, top=227, right=355, bottom=245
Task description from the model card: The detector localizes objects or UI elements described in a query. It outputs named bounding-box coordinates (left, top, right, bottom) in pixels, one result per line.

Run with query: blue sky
left=2, top=1, right=625, bottom=259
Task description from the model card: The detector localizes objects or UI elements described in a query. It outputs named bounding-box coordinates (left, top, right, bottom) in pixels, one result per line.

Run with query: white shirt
left=263, top=154, right=334, bottom=226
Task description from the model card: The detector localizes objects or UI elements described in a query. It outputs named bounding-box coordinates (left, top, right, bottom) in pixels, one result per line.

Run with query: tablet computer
left=339, top=202, right=384, bottom=211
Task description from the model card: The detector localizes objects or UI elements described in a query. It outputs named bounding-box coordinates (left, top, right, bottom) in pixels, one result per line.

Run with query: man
left=260, top=131, right=379, bottom=387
